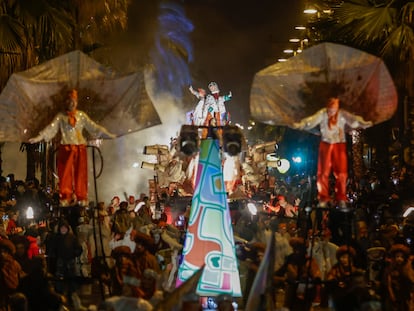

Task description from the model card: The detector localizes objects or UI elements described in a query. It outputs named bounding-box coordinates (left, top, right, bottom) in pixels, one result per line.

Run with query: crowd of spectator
left=0, top=164, right=414, bottom=310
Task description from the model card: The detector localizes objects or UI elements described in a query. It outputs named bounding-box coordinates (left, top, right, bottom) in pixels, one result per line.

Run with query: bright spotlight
left=26, top=206, right=34, bottom=220
left=277, top=159, right=290, bottom=174
left=292, top=156, right=302, bottom=163
left=266, top=153, right=290, bottom=174
left=247, top=202, right=257, bottom=216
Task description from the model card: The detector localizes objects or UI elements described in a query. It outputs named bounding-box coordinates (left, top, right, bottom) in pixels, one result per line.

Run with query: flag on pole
left=154, top=265, right=205, bottom=311
left=245, top=228, right=276, bottom=310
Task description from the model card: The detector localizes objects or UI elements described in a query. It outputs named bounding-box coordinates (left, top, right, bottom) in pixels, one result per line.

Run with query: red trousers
left=317, top=142, right=348, bottom=202
left=57, top=144, right=88, bottom=202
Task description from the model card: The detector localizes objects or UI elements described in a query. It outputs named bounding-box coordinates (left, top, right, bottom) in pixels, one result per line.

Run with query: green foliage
left=313, top=1, right=414, bottom=60
left=0, top=0, right=131, bottom=90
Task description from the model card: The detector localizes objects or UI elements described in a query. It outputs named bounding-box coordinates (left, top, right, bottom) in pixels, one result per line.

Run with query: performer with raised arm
left=205, top=81, right=232, bottom=126
left=292, top=97, right=372, bottom=208
left=188, top=86, right=207, bottom=126
left=29, top=89, right=116, bottom=207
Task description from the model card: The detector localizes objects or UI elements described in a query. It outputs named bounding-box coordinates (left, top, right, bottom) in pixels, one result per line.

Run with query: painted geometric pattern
left=176, top=138, right=241, bottom=297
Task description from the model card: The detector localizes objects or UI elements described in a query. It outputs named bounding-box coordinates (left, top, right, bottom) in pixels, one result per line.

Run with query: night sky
left=2, top=0, right=308, bottom=203
left=124, top=0, right=307, bottom=125
left=186, top=0, right=306, bottom=124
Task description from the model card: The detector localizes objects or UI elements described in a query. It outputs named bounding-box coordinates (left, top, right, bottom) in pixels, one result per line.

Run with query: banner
left=176, top=138, right=241, bottom=297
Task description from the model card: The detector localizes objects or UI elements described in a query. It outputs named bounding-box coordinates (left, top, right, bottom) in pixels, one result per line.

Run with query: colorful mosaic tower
left=176, top=138, right=241, bottom=297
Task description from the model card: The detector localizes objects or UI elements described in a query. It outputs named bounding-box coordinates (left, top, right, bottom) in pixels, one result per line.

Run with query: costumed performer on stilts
left=29, top=89, right=116, bottom=207
left=292, top=97, right=372, bottom=208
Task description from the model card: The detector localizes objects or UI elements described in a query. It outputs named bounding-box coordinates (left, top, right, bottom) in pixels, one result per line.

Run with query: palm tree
left=61, top=0, right=130, bottom=51
left=0, top=0, right=131, bottom=183
left=0, top=0, right=75, bottom=87
left=0, top=0, right=74, bottom=182
left=309, top=0, right=414, bottom=182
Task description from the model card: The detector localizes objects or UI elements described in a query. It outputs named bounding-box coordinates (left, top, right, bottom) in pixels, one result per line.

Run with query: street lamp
left=295, top=26, right=307, bottom=30
left=283, top=49, right=295, bottom=54
left=303, top=6, right=318, bottom=14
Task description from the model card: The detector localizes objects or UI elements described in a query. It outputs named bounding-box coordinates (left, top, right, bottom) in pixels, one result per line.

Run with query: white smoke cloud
left=95, top=72, right=187, bottom=203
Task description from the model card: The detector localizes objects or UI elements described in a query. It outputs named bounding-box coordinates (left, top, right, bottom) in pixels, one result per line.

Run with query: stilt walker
left=29, top=89, right=116, bottom=207
left=292, top=97, right=372, bottom=208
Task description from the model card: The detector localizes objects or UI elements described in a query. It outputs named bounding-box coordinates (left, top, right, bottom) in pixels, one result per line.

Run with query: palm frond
left=0, top=15, right=26, bottom=87
left=78, top=0, right=106, bottom=20
left=401, top=2, right=414, bottom=24
left=382, top=24, right=414, bottom=61
left=0, top=15, right=26, bottom=53
left=75, top=0, right=129, bottom=48
left=38, top=6, right=74, bottom=56
left=334, top=2, right=397, bottom=44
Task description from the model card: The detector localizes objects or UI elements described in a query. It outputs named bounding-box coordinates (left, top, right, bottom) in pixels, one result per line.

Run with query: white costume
left=206, top=81, right=232, bottom=125
left=188, top=86, right=207, bottom=125
left=308, top=238, right=338, bottom=280
left=223, top=154, right=242, bottom=194
left=188, top=82, right=232, bottom=126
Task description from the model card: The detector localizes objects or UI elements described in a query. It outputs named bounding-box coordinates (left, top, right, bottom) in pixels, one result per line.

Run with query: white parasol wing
left=0, top=50, right=161, bottom=142
left=250, top=42, right=398, bottom=127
